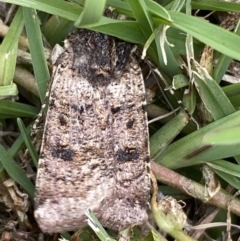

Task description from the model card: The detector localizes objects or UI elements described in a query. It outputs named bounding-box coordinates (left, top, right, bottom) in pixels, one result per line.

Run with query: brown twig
left=150, top=161, right=240, bottom=217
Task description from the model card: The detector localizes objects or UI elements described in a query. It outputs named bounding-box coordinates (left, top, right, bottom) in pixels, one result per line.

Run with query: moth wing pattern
left=34, top=29, right=150, bottom=233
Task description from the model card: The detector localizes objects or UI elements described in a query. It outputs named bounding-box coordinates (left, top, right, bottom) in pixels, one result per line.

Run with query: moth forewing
left=34, top=29, right=150, bottom=233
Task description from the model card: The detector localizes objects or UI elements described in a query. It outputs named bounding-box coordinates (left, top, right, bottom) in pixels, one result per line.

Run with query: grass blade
left=17, top=119, right=38, bottom=167
left=0, top=144, right=35, bottom=198
left=23, top=7, right=50, bottom=102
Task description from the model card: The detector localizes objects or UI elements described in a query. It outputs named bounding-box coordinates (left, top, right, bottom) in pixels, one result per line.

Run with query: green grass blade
left=150, top=110, right=189, bottom=159
left=0, top=0, right=82, bottom=21
left=9, top=125, right=31, bottom=158
left=192, top=61, right=235, bottom=120
left=23, top=7, right=50, bottom=102
left=75, top=0, right=107, bottom=27
left=156, top=111, right=240, bottom=169
left=42, top=16, right=75, bottom=46
left=192, top=0, right=240, bottom=12
left=169, top=11, right=240, bottom=61
left=0, top=7, right=24, bottom=88
left=171, top=0, right=186, bottom=12
left=0, top=100, right=39, bottom=118
left=203, top=126, right=240, bottom=146
left=146, top=0, right=172, bottom=21
left=223, top=83, right=240, bottom=108
left=208, top=161, right=240, bottom=179
left=89, top=19, right=146, bottom=44
left=131, top=0, right=181, bottom=76
left=17, top=119, right=38, bottom=167
left=128, top=0, right=154, bottom=38
left=214, top=21, right=240, bottom=83
left=0, top=144, right=35, bottom=198
left=0, top=84, right=18, bottom=96
left=212, top=167, right=240, bottom=190
left=85, top=210, right=116, bottom=241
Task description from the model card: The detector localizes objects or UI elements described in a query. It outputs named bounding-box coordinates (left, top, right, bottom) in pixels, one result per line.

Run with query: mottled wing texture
left=34, top=29, right=150, bottom=233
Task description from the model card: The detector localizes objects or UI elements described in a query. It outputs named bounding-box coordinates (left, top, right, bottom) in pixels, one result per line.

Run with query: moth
left=34, top=29, right=150, bottom=233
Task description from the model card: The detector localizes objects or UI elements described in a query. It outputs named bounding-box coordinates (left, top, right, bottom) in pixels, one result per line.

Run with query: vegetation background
left=0, top=0, right=240, bottom=240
